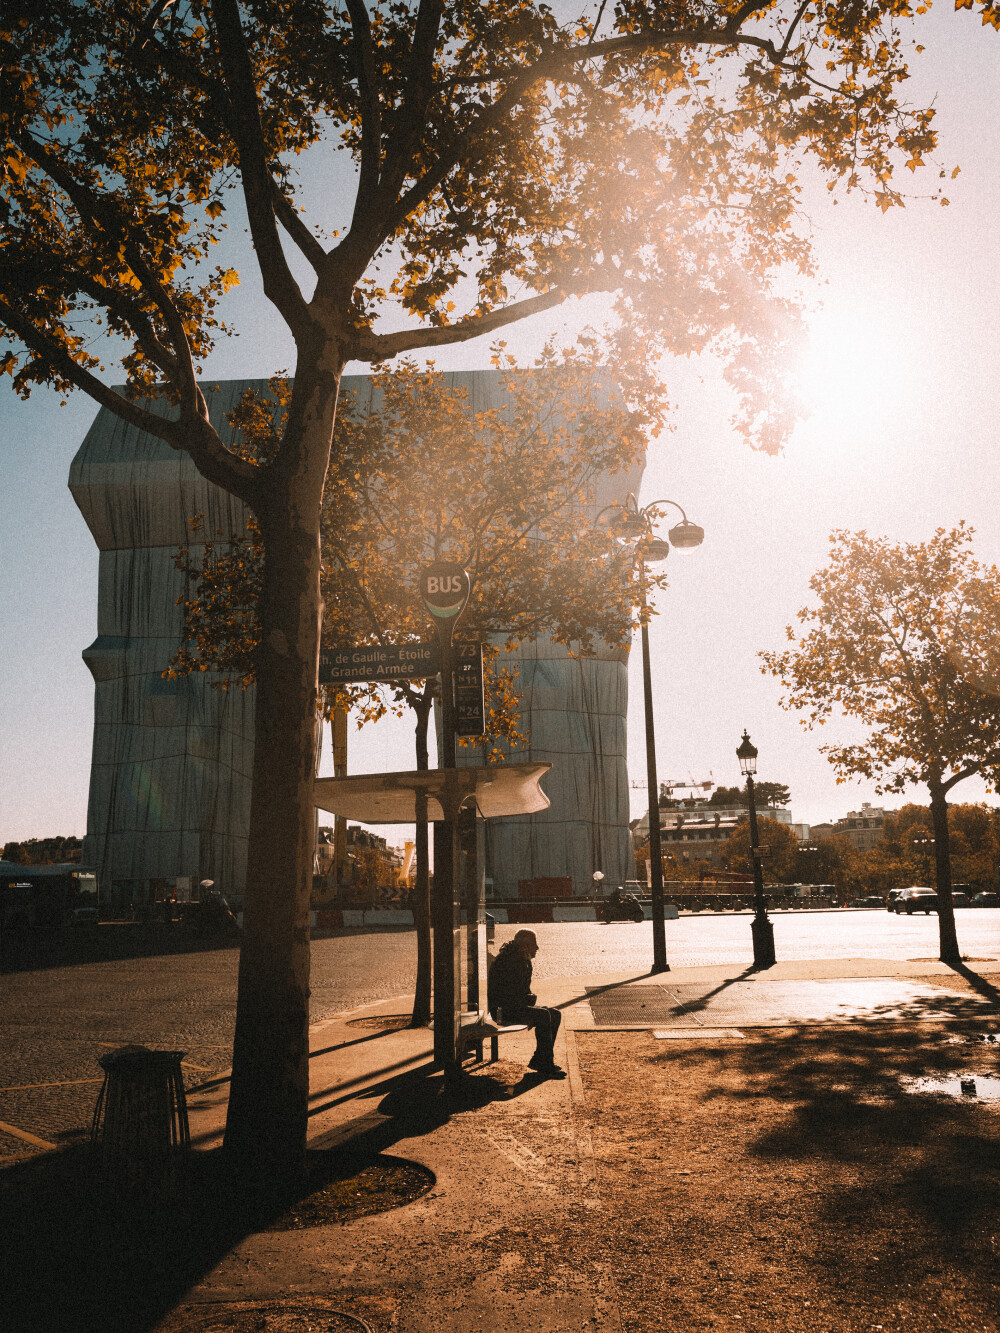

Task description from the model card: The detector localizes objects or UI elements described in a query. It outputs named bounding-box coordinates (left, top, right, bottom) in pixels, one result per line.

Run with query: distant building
left=631, top=801, right=808, bottom=869
left=1, top=836, right=83, bottom=866
left=825, top=802, right=887, bottom=852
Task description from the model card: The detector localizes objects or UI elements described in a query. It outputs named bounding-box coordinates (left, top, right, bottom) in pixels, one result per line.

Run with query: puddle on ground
left=946, top=1031, right=1000, bottom=1045
left=899, top=1073, right=1000, bottom=1100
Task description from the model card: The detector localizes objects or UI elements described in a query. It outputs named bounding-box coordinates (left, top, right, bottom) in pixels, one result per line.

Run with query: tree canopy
left=3, top=0, right=979, bottom=461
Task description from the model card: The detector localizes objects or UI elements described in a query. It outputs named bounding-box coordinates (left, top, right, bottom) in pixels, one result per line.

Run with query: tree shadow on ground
left=677, top=1002, right=1000, bottom=1316
left=2, top=1061, right=529, bottom=1333
left=2, top=1143, right=272, bottom=1333
left=948, top=959, right=1000, bottom=1007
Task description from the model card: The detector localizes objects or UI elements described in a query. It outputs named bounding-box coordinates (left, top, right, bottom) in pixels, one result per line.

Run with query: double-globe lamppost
left=598, top=494, right=704, bottom=974
left=736, top=730, right=777, bottom=969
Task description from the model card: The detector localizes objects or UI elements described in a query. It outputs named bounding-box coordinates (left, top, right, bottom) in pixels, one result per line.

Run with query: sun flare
left=795, top=304, right=915, bottom=438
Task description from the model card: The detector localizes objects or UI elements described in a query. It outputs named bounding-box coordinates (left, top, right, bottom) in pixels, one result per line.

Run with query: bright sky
left=2, top=8, right=998, bottom=845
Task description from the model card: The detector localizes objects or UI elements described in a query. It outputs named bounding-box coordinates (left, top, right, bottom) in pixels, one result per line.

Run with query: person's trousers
left=507, top=1005, right=562, bottom=1064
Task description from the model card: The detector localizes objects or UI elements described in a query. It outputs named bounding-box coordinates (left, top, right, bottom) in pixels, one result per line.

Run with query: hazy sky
left=2, top=8, right=998, bottom=846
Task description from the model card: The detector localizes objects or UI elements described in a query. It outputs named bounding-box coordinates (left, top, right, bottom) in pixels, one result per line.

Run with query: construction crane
left=658, top=776, right=714, bottom=799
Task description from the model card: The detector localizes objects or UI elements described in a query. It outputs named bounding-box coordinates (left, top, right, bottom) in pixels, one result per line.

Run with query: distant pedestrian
left=487, top=929, right=565, bottom=1078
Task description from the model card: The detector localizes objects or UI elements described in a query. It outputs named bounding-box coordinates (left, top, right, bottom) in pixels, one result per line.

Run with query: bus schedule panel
left=455, top=642, right=485, bottom=737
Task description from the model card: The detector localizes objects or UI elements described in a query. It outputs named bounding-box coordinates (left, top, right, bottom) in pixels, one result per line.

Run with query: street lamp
left=737, top=730, right=776, bottom=969
left=598, top=493, right=705, bottom=974
left=912, top=835, right=935, bottom=883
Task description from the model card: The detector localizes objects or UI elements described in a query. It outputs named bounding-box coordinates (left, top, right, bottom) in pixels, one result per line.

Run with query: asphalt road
left=2, top=908, right=997, bottom=1158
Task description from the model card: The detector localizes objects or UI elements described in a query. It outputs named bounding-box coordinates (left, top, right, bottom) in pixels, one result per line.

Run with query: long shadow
left=4, top=1057, right=528, bottom=1333
left=309, top=1058, right=543, bottom=1159
left=660, top=966, right=756, bottom=1017
left=556, top=971, right=658, bottom=1012
left=2, top=1144, right=288, bottom=1333
left=640, top=1001, right=1000, bottom=1318
left=576, top=968, right=756, bottom=1023
left=948, top=960, right=1000, bottom=1006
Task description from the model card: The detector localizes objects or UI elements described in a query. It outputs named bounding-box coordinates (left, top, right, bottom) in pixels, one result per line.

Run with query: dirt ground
left=576, top=1005, right=1000, bottom=1333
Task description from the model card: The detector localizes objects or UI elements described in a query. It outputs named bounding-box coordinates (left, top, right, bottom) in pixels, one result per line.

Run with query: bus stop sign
left=420, top=562, right=471, bottom=621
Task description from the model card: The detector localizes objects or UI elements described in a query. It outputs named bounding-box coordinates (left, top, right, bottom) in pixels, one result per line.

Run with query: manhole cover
left=164, top=1298, right=372, bottom=1331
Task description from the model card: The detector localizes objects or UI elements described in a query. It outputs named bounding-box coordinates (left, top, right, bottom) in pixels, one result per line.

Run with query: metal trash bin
left=91, top=1044, right=190, bottom=1192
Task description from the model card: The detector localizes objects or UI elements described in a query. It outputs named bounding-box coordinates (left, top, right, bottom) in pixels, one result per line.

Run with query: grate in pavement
left=588, top=979, right=1000, bottom=1027
left=586, top=986, right=690, bottom=1025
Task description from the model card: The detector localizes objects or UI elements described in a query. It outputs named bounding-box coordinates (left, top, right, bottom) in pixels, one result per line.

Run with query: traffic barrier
left=505, top=903, right=554, bottom=923
left=553, top=904, right=599, bottom=921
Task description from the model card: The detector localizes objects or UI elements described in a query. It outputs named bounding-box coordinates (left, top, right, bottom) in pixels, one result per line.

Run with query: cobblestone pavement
left=2, top=910, right=997, bottom=1156
left=0, top=932, right=417, bottom=1156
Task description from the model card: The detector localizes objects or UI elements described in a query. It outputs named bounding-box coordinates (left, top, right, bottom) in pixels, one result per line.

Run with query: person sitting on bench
left=487, top=929, right=565, bottom=1079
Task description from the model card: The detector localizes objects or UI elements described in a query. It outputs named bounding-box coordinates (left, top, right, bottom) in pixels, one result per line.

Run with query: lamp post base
left=751, top=912, right=776, bottom=970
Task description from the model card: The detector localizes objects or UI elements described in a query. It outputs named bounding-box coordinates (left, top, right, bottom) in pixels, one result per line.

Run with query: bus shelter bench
left=458, top=1017, right=529, bottom=1064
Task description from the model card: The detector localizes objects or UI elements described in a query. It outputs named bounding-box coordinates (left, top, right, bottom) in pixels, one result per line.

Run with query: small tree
left=793, top=836, right=855, bottom=896
left=707, top=782, right=791, bottom=809
left=719, top=815, right=799, bottom=884
left=760, top=526, right=1000, bottom=965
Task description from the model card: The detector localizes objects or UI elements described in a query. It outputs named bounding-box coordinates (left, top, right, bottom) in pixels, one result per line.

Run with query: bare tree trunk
left=929, top=780, right=961, bottom=966
left=223, top=357, right=342, bottom=1187
left=410, top=687, right=433, bottom=1026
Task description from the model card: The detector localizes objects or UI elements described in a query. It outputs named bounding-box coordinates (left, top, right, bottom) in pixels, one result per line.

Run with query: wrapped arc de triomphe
left=69, top=370, right=640, bottom=914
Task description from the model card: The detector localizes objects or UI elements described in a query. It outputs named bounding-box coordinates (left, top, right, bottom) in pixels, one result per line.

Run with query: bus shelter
left=314, top=762, right=551, bottom=1064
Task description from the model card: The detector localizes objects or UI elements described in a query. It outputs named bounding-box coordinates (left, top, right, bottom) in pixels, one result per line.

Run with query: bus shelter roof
left=313, top=762, right=552, bottom=823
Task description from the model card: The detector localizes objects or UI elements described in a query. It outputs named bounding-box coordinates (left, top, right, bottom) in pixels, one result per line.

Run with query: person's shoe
left=527, top=1053, right=545, bottom=1071
left=534, top=1062, right=567, bottom=1079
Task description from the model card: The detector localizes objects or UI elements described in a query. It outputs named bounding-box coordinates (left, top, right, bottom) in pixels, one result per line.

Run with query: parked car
left=886, top=889, right=906, bottom=913
left=972, top=891, right=1000, bottom=907
left=892, top=887, right=938, bottom=915
left=854, top=895, right=884, bottom=908
left=949, top=891, right=970, bottom=908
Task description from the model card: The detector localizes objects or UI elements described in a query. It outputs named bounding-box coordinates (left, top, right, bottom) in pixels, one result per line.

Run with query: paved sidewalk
left=161, top=955, right=1000, bottom=1332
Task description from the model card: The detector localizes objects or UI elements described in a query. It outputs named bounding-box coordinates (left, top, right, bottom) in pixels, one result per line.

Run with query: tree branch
left=74, top=272, right=180, bottom=379
left=942, top=762, right=988, bottom=793
left=380, top=0, right=444, bottom=201
left=14, top=129, right=206, bottom=419
left=269, top=180, right=329, bottom=272
left=353, top=286, right=587, bottom=359
left=210, top=0, right=311, bottom=330
left=136, top=33, right=330, bottom=279
left=373, top=21, right=793, bottom=249
left=344, top=0, right=383, bottom=226
left=0, top=296, right=259, bottom=499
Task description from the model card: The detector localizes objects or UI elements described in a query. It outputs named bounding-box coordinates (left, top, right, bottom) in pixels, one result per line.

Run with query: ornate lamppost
left=737, top=730, right=776, bottom=969
left=599, top=494, right=704, bottom=974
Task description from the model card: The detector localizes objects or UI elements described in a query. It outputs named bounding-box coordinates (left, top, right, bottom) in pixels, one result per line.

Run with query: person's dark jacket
left=487, top=941, right=536, bottom=1021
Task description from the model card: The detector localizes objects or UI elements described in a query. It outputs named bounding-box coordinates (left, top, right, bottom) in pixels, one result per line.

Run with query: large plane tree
left=1, top=0, right=985, bottom=1183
